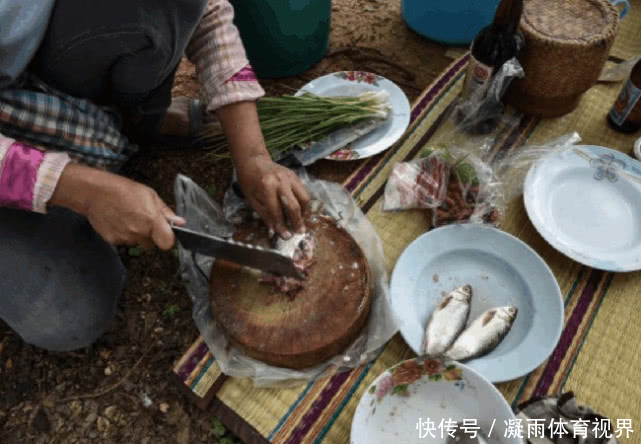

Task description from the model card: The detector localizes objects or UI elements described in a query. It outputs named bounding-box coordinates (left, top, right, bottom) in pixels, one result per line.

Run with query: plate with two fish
left=524, top=144, right=641, bottom=272
left=390, top=224, right=564, bottom=383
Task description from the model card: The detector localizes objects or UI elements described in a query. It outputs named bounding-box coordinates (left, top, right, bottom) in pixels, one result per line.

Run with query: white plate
left=351, top=357, right=520, bottom=444
left=295, top=71, right=410, bottom=161
left=390, top=224, right=563, bottom=384
left=524, top=145, right=641, bottom=272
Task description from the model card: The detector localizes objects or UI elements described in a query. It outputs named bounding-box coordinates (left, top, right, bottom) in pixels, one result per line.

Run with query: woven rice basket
left=505, top=0, right=620, bottom=117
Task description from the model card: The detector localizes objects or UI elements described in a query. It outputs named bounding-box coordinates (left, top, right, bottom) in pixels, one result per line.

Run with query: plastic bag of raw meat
left=383, top=147, right=504, bottom=228
left=382, top=153, right=449, bottom=211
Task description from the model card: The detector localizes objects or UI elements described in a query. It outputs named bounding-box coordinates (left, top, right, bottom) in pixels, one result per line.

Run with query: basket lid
left=522, top=0, right=619, bottom=44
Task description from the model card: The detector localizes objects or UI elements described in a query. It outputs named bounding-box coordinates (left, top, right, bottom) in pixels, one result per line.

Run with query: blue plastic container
left=401, top=0, right=501, bottom=46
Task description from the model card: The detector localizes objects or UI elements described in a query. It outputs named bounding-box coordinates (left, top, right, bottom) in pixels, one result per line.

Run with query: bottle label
left=463, top=54, right=494, bottom=102
left=609, top=78, right=641, bottom=126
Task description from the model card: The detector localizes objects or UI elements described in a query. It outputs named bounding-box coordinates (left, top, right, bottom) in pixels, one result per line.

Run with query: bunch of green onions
left=198, top=91, right=391, bottom=159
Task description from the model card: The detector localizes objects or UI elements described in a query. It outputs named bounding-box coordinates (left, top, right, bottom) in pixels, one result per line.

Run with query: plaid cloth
left=0, top=74, right=137, bottom=172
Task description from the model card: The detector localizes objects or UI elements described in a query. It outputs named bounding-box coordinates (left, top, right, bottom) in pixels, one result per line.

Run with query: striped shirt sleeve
left=185, top=0, right=265, bottom=111
left=0, top=133, right=71, bottom=213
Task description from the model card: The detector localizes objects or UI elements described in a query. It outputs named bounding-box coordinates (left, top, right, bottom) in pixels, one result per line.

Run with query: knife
left=172, top=225, right=304, bottom=279
left=274, top=117, right=385, bottom=168
left=232, top=118, right=385, bottom=198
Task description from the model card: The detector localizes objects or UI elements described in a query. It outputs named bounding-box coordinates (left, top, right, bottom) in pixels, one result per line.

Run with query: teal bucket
left=229, top=0, right=331, bottom=79
left=401, top=0, right=501, bottom=46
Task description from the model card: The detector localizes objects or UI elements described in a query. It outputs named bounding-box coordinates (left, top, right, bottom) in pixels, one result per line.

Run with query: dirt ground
left=0, top=1, right=461, bottom=442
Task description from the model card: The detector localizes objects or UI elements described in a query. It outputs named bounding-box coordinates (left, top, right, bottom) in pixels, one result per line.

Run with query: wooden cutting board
left=209, top=211, right=372, bottom=369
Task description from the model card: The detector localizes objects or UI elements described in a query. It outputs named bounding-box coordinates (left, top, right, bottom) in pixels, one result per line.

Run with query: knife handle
left=232, top=181, right=245, bottom=199
left=231, top=152, right=303, bottom=199
left=275, top=152, right=303, bottom=169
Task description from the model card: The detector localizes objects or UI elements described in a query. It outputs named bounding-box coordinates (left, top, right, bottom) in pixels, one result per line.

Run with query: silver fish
left=445, top=306, right=518, bottom=361
left=422, top=285, right=472, bottom=356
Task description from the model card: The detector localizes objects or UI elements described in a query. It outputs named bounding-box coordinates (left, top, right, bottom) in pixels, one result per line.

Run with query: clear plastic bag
left=413, top=58, right=525, bottom=167
left=430, top=150, right=503, bottom=227
left=455, top=57, right=525, bottom=136
left=382, top=154, right=448, bottom=211
left=496, top=132, right=583, bottom=202
left=383, top=147, right=503, bottom=227
left=383, top=57, right=530, bottom=227
left=382, top=132, right=585, bottom=227
left=173, top=170, right=398, bottom=387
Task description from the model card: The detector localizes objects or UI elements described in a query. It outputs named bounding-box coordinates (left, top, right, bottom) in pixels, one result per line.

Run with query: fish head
left=498, top=306, right=518, bottom=322
left=453, top=284, right=473, bottom=302
left=274, top=232, right=312, bottom=258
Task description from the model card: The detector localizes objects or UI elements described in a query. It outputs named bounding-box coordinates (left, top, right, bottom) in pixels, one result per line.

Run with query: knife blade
left=275, top=117, right=386, bottom=168
left=172, top=225, right=303, bottom=279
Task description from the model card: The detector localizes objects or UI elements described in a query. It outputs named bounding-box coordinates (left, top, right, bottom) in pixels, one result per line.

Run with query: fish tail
left=419, top=351, right=451, bottom=363
left=420, top=335, right=428, bottom=356
left=442, top=350, right=462, bottom=363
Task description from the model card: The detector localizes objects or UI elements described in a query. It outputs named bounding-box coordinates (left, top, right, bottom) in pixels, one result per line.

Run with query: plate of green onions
left=199, top=72, right=409, bottom=162
left=294, top=71, right=410, bottom=161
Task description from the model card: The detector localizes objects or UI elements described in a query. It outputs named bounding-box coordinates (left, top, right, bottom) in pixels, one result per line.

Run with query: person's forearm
left=216, top=100, right=269, bottom=167
left=49, top=163, right=112, bottom=215
left=49, top=161, right=184, bottom=250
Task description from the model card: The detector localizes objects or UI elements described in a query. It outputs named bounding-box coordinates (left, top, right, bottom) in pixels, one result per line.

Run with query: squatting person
left=0, top=0, right=310, bottom=351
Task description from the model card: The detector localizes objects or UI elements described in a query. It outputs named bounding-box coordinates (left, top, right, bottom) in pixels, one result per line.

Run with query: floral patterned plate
left=350, top=357, right=521, bottom=444
left=524, top=145, right=641, bottom=272
left=295, top=71, right=410, bottom=161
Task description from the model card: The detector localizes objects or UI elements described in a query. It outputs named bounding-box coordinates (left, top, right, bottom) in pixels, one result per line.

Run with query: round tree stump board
left=209, top=213, right=372, bottom=370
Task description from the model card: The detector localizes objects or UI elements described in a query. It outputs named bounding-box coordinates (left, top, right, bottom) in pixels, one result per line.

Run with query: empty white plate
left=390, top=224, right=564, bottom=383
left=524, top=145, right=641, bottom=272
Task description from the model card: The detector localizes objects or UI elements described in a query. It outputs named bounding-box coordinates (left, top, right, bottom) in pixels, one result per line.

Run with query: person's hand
left=85, top=177, right=185, bottom=250
left=214, top=100, right=311, bottom=237
left=235, top=153, right=310, bottom=237
left=50, top=164, right=185, bottom=250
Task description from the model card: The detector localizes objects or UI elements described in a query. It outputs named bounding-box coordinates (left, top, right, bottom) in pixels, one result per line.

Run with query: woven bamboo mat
left=173, top=13, right=641, bottom=443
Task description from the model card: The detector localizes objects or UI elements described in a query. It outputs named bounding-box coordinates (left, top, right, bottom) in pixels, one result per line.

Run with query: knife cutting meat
left=171, top=225, right=304, bottom=279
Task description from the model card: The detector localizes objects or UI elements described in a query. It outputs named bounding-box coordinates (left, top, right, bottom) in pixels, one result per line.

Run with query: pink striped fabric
left=186, top=0, right=265, bottom=111
left=32, top=152, right=71, bottom=213
left=0, top=141, right=45, bottom=210
left=229, top=65, right=258, bottom=82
